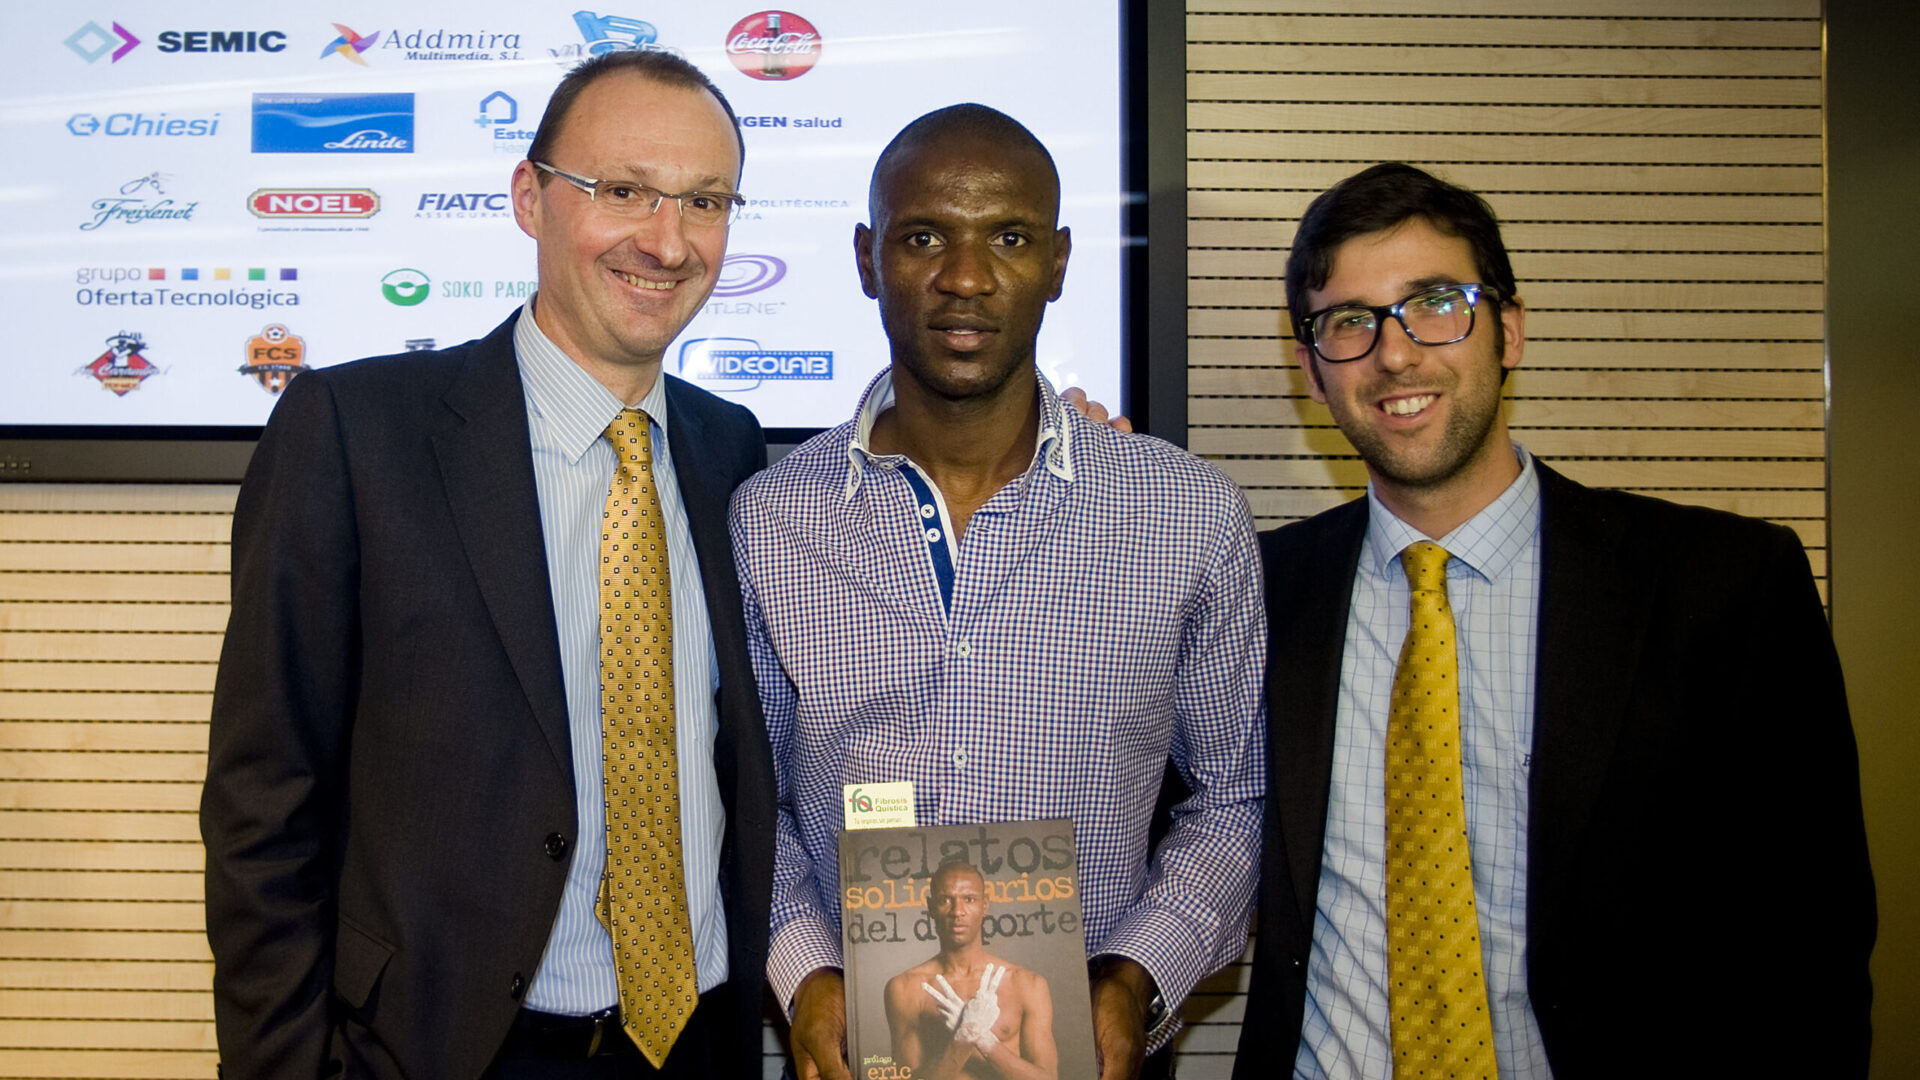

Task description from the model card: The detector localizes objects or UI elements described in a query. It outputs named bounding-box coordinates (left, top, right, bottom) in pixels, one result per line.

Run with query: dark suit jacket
left=202, top=312, right=776, bottom=1080
left=1235, top=461, right=1875, bottom=1078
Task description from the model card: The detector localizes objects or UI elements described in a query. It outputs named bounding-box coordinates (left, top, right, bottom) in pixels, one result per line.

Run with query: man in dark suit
left=1235, top=163, right=1875, bottom=1078
left=202, top=51, right=775, bottom=1079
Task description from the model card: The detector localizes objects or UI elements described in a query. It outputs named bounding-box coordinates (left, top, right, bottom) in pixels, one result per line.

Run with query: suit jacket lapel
left=662, top=376, right=749, bottom=684
left=431, top=313, right=574, bottom=781
left=1269, top=499, right=1368, bottom=938
left=1527, top=462, right=1648, bottom=945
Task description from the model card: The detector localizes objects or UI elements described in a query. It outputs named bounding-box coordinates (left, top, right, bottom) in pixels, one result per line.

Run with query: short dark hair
left=526, top=50, right=745, bottom=178
left=1285, top=163, right=1517, bottom=335
left=868, top=103, right=1058, bottom=222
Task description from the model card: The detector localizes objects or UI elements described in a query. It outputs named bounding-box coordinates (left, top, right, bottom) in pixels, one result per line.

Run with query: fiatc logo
left=726, top=11, right=821, bottom=81
left=64, top=21, right=138, bottom=63
left=253, top=93, right=414, bottom=154
left=80, top=172, right=196, bottom=232
left=415, top=191, right=510, bottom=219
left=382, top=269, right=429, bottom=306
left=678, top=337, right=830, bottom=392
left=77, top=332, right=160, bottom=396
left=238, top=324, right=308, bottom=393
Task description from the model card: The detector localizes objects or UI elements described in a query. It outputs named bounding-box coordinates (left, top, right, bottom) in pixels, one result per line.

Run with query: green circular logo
left=381, top=268, right=429, bottom=306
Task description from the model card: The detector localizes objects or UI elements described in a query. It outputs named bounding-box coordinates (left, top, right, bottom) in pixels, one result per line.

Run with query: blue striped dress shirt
left=733, top=370, right=1267, bottom=1048
left=1296, top=446, right=1553, bottom=1079
left=512, top=302, right=730, bottom=1012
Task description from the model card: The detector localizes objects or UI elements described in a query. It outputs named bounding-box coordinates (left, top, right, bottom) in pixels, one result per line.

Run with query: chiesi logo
left=78, top=332, right=160, bottom=395
left=382, top=268, right=429, bottom=306
left=726, top=11, right=821, bottom=81
left=81, top=172, right=196, bottom=231
left=238, top=324, right=308, bottom=393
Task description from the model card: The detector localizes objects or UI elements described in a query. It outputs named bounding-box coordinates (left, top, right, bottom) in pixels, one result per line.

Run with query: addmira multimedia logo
left=253, top=93, right=414, bottom=154
left=320, top=23, right=379, bottom=65
left=78, top=332, right=160, bottom=396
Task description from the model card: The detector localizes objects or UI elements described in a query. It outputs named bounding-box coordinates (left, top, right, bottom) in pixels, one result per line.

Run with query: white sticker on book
left=843, top=781, right=916, bottom=830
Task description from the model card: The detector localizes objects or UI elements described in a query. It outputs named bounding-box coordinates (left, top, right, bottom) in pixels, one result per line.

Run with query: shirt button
left=955, top=639, right=972, bottom=658
left=952, top=748, right=969, bottom=769
left=920, top=504, right=936, bottom=519
left=543, top=832, right=569, bottom=860
left=925, top=528, right=942, bottom=544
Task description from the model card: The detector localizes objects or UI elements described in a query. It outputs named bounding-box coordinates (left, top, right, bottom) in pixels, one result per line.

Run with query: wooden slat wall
left=1186, top=0, right=1829, bottom=611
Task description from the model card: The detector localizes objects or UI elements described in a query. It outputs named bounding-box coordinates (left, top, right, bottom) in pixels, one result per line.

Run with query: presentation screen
left=5, top=3, right=1124, bottom=440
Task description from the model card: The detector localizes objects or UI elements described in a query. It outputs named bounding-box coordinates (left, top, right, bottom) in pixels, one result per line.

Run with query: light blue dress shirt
left=512, top=302, right=730, bottom=1012
left=1296, top=446, right=1553, bottom=1079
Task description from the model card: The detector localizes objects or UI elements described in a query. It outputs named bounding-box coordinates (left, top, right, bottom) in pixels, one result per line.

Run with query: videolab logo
left=78, top=332, right=160, bottom=396
left=238, top=324, right=308, bottom=393
left=382, top=268, right=429, bottom=306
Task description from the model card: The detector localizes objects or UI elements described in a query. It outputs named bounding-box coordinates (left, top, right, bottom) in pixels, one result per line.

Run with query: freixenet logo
left=65, top=21, right=139, bottom=63
left=381, top=268, right=429, bottom=306
left=712, top=254, right=786, bottom=297
left=78, top=332, right=160, bottom=396
left=249, top=188, right=379, bottom=219
left=238, top=323, right=308, bottom=394
left=320, top=23, right=379, bottom=65
left=253, top=93, right=414, bottom=154
left=80, top=173, right=196, bottom=231
left=726, top=11, right=821, bottom=81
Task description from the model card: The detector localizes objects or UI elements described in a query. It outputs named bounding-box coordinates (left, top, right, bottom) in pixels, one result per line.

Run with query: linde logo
left=678, top=336, right=830, bottom=392
left=725, top=11, right=821, bottom=81
left=68, top=111, right=222, bottom=138
left=253, top=93, right=415, bottom=154
left=249, top=189, right=379, bottom=218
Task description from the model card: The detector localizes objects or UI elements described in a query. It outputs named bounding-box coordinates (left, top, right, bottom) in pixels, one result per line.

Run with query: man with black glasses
left=1234, top=162, right=1875, bottom=1079
left=203, top=50, right=775, bottom=1079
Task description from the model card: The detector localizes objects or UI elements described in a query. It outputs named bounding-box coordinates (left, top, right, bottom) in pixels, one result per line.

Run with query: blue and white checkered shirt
left=730, top=369, right=1267, bottom=1045
left=1296, top=446, right=1552, bottom=1079
left=512, top=302, right=731, bottom=1013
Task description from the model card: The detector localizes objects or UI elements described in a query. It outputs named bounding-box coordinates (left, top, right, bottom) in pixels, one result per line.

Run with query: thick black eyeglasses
left=1297, top=283, right=1495, bottom=363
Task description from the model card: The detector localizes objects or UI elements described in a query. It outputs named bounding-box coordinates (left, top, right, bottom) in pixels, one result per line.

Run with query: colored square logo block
left=147, top=268, right=165, bottom=280
left=248, top=268, right=265, bottom=281
left=213, top=268, right=231, bottom=280
left=279, top=268, right=297, bottom=281
left=182, top=268, right=199, bottom=281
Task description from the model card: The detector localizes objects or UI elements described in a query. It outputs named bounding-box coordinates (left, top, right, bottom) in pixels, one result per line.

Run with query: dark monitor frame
left=0, top=0, right=1185, bottom=481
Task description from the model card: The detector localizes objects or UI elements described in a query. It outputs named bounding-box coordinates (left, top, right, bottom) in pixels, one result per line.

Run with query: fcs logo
left=381, top=268, right=428, bottom=306
left=847, top=788, right=873, bottom=815
left=321, top=23, right=379, bottom=65
left=65, top=21, right=140, bottom=63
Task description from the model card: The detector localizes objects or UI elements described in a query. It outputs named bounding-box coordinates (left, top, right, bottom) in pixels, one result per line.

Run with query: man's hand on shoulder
left=1090, top=957, right=1153, bottom=1080
left=1060, top=386, right=1133, bottom=433
left=792, top=967, right=852, bottom=1080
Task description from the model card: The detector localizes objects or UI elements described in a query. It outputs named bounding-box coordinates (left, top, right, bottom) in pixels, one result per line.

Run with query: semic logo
left=725, top=11, right=822, bottom=81
left=77, top=332, right=161, bottom=396
left=156, top=30, right=287, bottom=53
left=249, top=189, right=379, bottom=219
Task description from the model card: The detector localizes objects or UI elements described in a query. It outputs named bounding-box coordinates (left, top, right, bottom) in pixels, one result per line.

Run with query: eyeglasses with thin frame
left=1297, top=282, right=1496, bottom=363
left=532, top=160, right=746, bottom=228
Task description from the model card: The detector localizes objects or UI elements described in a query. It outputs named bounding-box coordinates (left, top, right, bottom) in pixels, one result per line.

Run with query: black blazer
left=202, top=312, right=777, bottom=1080
left=1235, top=461, right=1875, bottom=1078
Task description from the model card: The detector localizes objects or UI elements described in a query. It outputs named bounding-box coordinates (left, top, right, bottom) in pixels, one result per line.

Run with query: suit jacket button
left=544, top=833, right=569, bottom=859
left=509, top=973, right=526, bottom=1000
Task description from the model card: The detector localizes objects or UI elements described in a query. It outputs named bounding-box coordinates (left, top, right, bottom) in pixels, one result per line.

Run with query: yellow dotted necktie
left=598, top=408, right=697, bottom=1068
left=1386, top=541, right=1498, bottom=1079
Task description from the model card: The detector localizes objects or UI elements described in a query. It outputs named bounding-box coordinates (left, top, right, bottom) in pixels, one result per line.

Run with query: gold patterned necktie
left=598, top=408, right=697, bottom=1067
left=1386, top=541, right=1498, bottom=1079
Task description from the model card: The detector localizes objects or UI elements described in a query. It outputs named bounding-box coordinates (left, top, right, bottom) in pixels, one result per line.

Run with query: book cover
left=838, top=819, right=1097, bottom=1079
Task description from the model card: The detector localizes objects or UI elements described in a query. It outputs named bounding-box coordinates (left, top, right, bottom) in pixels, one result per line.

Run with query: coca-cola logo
left=725, top=11, right=820, bottom=81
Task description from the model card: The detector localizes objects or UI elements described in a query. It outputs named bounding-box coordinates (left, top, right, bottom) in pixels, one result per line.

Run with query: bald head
left=868, top=104, right=1059, bottom=225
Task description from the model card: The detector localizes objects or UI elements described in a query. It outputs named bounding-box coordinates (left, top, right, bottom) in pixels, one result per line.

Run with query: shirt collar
left=1361, top=443, right=1541, bottom=585
left=513, top=296, right=670, bottom=463
left=842, top=366, right=1075, bottom=500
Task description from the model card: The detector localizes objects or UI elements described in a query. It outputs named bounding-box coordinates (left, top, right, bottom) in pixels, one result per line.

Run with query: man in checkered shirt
left=729, top=104, right=1267, bottom=1080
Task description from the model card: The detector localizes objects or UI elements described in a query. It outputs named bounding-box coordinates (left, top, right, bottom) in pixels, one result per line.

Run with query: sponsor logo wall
left=11, top=4, right=1122, bottom=427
